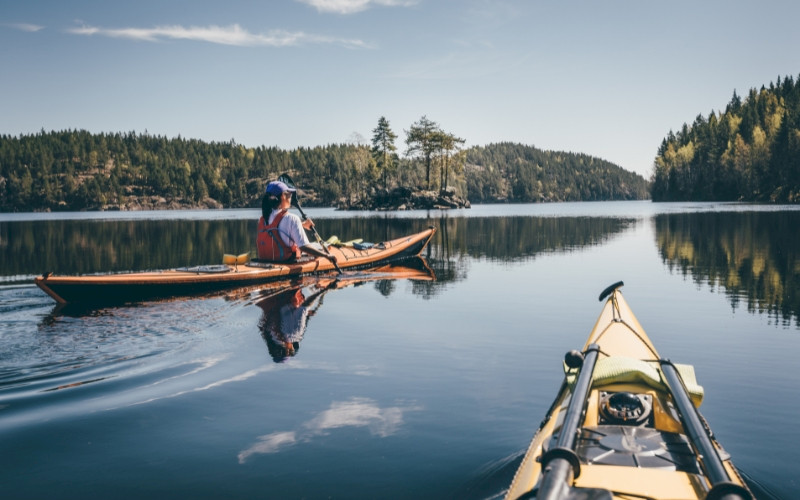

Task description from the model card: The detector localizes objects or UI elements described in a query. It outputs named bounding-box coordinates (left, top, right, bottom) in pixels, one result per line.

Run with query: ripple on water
left=0, top=285, right=252, bottom=429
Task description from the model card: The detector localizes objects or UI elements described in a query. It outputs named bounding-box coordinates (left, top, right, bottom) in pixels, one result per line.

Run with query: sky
left=2, top=0, right=799, bottom=179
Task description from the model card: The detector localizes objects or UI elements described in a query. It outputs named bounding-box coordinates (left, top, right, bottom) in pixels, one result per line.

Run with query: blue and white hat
left=266, top=181, right=296, bottom=196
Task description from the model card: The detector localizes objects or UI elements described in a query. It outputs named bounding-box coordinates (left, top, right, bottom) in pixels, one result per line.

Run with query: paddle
left=278, top=173, right=343, bottom=275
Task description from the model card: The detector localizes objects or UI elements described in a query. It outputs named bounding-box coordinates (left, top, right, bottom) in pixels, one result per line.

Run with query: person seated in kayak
left=257, top=180, right=338, bottom=264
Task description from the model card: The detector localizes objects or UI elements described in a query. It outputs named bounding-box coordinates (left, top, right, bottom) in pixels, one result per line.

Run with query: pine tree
left=405, top=116, right=440, bottom=190
left=370, top=116, right=398, bottom=189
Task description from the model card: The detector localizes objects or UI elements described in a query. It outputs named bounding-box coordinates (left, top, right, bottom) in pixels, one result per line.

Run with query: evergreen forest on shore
left=5, top=71, right=800, bottom=213
left=652, top=74, right=800, bottom=202
left=0, top=117, right=649, bottom=212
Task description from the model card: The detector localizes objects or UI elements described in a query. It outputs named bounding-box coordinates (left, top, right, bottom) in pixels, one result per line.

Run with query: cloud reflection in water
left=238, top=397, right=420, bottom=463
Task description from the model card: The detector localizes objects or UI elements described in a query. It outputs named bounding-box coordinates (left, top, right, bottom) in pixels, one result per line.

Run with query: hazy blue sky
left=2, top=0, right=799, bottom=178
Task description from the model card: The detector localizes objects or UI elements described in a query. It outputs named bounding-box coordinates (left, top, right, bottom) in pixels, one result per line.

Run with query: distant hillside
left=0, top=131, right=649, bottom=212
left=0, top=130, right=356, bottom=212
left=652, top=74, right=800, bottom=202
left=465, top=142, right=650, bottom=203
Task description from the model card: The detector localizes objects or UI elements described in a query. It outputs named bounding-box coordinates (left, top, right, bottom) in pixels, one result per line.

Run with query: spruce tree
left=370, top=116, right=398, bottom=189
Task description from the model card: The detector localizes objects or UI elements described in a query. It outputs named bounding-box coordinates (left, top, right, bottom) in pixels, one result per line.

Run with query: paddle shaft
left=293, top=199, right=343, bottom=274
left=277, top=175, right=343, bottom=275
left=659, top=360, right=752, bottom=500
left=534, top=343, right=601, bottom=500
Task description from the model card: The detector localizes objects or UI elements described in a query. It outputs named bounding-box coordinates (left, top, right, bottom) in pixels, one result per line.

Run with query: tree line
left=0, top=117, right=649, bottom=212
left=651, top=74, right=800, bottom=202
left=464, top=142, right=649, bottom=202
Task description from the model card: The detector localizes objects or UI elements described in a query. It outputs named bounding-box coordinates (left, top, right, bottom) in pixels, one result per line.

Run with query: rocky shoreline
left=117, top=196, right=224, bottom=211
left=339, top=187, right=470, bottom=211
left=34, top=189, right=469, bottom=212
left=90, top=196, right=225, bottom=211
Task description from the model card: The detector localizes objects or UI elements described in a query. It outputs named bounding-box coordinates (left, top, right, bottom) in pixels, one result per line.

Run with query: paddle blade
left=278, top=173, right=296, bottom=189
left=278, top=173, right=300, bottom=208
left=223, top=253, right=250, bottom=265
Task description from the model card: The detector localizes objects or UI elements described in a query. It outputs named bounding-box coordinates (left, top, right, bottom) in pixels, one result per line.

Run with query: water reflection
left=429, top=215, right=634, bottom=262
left=0, top=219, right=256, bottom=279
left=237, top=396, right=421, bottom=464
left=1, top=216, right=633, bottom=281
left=255, top=261, right=436, bottom=362
left=257, top=283, right=329, bottom=362
left=655, top=211, right=800, bottom=326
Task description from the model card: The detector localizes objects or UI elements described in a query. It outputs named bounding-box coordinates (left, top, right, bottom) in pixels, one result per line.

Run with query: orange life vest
left=257, top=210, right=300, bottom=261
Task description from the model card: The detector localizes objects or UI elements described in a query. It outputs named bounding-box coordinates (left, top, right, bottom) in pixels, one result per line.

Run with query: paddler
left=257, top=180, right=338, bottom=264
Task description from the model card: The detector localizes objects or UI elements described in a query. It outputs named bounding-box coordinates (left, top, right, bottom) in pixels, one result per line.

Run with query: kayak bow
left=506, top=282, right=753, bottom=500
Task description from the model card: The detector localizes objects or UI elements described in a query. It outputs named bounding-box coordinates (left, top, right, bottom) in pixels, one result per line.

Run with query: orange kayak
left=35, top=227, right=435, bottom=305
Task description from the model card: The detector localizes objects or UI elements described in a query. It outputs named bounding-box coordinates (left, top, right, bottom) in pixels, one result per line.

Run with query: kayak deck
left=35, top=227, right=435, bottom=305
left=505, top=282, right=752, bottom=500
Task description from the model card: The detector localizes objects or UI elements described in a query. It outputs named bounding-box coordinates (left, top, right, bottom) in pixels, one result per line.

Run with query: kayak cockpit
left=506, top=283, right=753, bottom=500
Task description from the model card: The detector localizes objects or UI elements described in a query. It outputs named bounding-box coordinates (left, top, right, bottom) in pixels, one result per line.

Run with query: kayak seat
left=566, top=356, right=704, bottom=407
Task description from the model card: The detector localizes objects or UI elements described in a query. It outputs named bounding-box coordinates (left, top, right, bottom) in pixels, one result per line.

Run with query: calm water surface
left=1, top=201, right=798, bottom=499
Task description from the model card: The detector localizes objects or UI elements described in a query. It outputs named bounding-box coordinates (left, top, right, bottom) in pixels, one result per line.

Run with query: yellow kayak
left=506, top=282, right=753, bottom=500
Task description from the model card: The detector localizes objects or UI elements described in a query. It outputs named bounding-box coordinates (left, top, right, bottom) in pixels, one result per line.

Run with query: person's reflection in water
left=256, top=283, right=328, bottom=362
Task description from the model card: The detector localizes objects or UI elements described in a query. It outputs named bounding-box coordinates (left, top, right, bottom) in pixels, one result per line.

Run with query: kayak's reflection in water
left=254, top=259, right=435, bottom=362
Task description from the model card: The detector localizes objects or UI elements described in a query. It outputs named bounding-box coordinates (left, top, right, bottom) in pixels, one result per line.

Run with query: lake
left=0, top=201, right=797, bottom=499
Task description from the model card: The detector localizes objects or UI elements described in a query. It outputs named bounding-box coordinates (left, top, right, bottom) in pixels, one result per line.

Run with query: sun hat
left=266, top=181, right=296, bottom=196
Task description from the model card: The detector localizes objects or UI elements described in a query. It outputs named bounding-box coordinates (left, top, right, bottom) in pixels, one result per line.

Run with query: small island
left=340, top=186, right=470, bottom=211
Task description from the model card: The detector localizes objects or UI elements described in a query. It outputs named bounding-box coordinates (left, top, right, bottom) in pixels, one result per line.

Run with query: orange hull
left=36, top=227, right=435, bottom=305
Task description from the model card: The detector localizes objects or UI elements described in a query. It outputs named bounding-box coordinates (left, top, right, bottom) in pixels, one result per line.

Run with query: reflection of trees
left=424, top=216, right=633, bottom=262
left=655, top=212, right=800, bottom=326
left=1, top=219, right=257, bottom=277
left=4, top=214, right=632, bottom=291
left=311, top=215, right=634, bottom=264
left=325, top=215, right=633, bottom=299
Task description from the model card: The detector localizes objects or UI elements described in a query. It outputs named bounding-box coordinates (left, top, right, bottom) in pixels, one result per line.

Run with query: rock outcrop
left=340, top=187, right=470, bottom=211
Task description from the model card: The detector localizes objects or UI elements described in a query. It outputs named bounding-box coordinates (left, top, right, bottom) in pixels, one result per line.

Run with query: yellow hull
left=506, top=282, right=752, bottom=500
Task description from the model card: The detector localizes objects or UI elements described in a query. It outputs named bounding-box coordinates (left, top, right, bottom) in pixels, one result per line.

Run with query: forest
left=464, top=143, right=648, bottom=202
left=0, top=117, right=649, bottom=212
left=651, top=74, right=800, bottom=202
